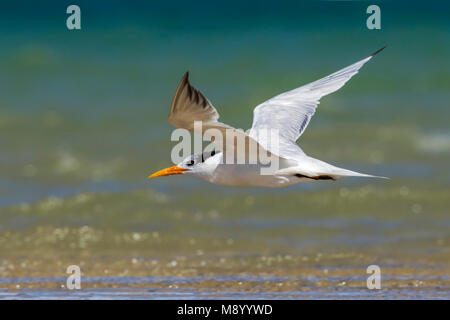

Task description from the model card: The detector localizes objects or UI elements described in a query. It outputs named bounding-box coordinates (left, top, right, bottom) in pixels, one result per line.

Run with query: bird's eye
left=187, top=159, right=195, bottom=166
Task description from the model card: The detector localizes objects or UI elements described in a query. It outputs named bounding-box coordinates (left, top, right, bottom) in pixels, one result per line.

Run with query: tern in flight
left=149, top=47, right=387, bottom=187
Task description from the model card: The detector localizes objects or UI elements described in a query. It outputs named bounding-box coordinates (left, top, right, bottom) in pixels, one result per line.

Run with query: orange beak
left=148, top=165, right=188, bottom=179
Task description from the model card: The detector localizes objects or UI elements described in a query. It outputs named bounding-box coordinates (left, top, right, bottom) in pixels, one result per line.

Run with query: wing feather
left=168, top=72, right=221, bottom=130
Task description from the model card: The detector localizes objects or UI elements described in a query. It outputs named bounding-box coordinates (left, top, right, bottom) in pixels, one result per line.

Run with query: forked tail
left=328, top=167, right=389, bottom=179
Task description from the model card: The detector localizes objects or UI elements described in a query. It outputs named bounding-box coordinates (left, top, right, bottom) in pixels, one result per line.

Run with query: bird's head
left=148, top=150, right=220, bottom=179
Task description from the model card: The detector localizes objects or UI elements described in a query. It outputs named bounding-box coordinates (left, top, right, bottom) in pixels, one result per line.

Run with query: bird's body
left=193, top=152, right=294, bottom=187
left=149, top=47, right=387, bottom=187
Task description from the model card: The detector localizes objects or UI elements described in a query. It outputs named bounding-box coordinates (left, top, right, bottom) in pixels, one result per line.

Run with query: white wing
left=169, top=72, right=270, bottom=162
left=249, top=47, right=385, bottom=161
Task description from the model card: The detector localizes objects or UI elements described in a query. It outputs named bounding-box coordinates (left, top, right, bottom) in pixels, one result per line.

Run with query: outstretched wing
left=169, top=72, right=270, bottom=163
left=249, top=47, right=385, bottom=161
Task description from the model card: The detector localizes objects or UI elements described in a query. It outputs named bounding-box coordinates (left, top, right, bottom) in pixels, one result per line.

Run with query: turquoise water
left=0, top=1, right=449, bottom=299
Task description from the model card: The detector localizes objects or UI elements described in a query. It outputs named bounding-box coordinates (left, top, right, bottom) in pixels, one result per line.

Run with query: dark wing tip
left=370, top=45, right=387, bottom=57
left=182, top=71, right=191, bottom=88
left=177, top=72, right=190, bottom=93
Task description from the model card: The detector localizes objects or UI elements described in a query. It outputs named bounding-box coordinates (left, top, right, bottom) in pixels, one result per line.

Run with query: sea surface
left=0, top=1, right=449, bottom=299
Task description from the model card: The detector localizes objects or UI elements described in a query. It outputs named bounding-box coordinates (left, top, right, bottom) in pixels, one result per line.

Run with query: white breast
left=197, top=154, right=297, bottom=187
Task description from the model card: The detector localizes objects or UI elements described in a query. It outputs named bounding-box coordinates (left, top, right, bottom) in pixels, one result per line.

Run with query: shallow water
left=0, top=1, right=449, bottom=299
left=1, top=277, right=449, bottom=299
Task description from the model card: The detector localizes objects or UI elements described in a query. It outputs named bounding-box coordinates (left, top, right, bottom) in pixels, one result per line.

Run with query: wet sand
left=0, top=251, right=448, bottom=299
